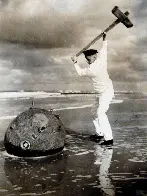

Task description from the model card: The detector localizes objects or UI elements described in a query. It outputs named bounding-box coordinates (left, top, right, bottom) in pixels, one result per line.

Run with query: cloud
left=0, top=0, right=146, bottom=92
left=126, top=0, right=147, bottom=84
left=0, top=0, right=134, bottom=48
left=0, top=43, right=76, bottom=91
left=0, top=0, right=87, bottom=47
left=0, top=43, right=55, bottom=70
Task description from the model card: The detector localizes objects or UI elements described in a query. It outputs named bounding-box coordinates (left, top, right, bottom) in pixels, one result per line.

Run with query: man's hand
left=103, top=32, right=107, bottom=41
left=71, top=56, right=78, bottom=64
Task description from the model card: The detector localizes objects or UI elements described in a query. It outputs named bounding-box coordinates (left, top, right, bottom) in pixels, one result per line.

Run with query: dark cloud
left=0, top=44, right=56, bottom=73
left=0, top=0, right=85, bottom=48
left=0, top=0, right=8, bottom=6
left=128, top=0, right=147, bottom=78
left=0, top=43, right=79, bottom=91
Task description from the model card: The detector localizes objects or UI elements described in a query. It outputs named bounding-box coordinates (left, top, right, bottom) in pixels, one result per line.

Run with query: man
left=71, top=32, right=114, bottom=146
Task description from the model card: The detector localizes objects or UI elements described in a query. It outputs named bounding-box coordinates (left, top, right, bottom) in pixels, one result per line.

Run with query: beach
left=0, top=92, right=146, bottom=196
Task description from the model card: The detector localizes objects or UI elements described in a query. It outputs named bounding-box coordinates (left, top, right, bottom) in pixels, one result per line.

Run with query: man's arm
left=99, top=32, right=107, bottom=67
left=71, top=56, right=93, bottom=77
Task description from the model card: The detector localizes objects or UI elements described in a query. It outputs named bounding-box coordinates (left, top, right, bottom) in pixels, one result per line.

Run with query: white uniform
left=74, top=40, right=114, bottom=141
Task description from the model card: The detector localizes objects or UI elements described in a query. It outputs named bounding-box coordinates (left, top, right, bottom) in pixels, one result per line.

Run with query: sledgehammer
left=75, top=6, right=133, bottom=57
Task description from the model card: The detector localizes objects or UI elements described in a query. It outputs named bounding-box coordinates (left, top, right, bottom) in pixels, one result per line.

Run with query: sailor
left=71, top=32, right=114, bottom=145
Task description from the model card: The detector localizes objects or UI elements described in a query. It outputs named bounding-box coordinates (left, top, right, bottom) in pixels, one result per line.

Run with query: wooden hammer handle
left=76, top=12, right=129, bottom=57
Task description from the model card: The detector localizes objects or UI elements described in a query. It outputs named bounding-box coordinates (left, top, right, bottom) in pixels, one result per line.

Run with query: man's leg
left=91, top=97, right=104, bottom=137
left=97, top=90, right=114, bottom=143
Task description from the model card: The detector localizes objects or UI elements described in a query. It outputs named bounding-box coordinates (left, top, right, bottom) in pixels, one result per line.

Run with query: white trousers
left=91, top=89, right=114, bottom=141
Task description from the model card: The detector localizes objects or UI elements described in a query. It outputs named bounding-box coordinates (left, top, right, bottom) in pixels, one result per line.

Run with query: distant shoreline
left=0, top=91, right=145, bottom=100
left=0, top=91, right=143, bottom=94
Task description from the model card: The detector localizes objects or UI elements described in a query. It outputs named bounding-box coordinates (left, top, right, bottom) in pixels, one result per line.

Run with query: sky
left=0, top=0, right=145, bottom=92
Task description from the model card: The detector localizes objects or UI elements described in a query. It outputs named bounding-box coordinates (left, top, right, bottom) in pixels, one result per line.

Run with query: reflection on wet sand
left=4, top=153, right=67, bottom=195
left=96, top=146, right=115, bottom=196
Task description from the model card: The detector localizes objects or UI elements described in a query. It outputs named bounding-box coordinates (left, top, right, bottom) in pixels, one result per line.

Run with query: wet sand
left=0, top=93, right=147, bottom=196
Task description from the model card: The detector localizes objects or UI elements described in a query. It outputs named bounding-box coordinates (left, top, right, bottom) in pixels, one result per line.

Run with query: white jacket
left=74, top=41, right=114, bottom=94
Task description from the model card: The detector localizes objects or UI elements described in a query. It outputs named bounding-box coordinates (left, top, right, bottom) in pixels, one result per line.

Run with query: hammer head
left=112, top=6, right=133, bottom=28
